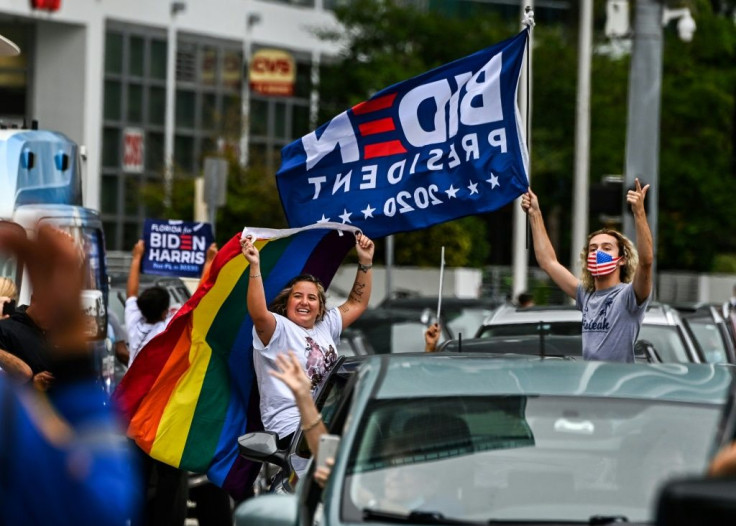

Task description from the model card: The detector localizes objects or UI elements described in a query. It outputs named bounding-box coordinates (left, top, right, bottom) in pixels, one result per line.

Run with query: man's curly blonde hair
left=578, top=228, right=638, bottom=292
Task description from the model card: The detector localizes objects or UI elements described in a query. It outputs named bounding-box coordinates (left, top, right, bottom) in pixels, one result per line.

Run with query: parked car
left=379, top=295, right=499, bottom=340
left=346, top=307, right=438, bottom=354
left=673, top=302, right=736, bottom=364
left=234, top=355, right=735, bottom=525
left=342, top=296, right=498, bottom=354
left=474, top=302, right=704, bottom=363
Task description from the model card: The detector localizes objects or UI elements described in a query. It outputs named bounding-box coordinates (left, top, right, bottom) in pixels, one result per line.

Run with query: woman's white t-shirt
left=252, top=308, right=342, bottom=439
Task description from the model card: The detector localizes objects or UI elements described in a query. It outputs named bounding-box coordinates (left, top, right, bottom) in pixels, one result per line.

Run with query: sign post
left=203, top=157, right=228, bottom=235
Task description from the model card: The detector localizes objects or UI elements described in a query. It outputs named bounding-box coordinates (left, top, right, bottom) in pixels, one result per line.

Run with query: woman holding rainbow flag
left=240, top=231, right=374, bottom=447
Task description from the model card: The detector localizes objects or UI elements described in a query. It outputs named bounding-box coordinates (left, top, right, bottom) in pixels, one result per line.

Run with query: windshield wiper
left=589, top=515, right=629, bottom=525
left=362, top=508, right=483, bottom=524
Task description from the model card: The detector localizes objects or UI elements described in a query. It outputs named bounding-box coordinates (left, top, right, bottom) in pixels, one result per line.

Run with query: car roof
left=362, top=354, right=733, bottom=404
left=480, top=302, right=684, bottom=327
left=481, top=303, right=581, bottom=325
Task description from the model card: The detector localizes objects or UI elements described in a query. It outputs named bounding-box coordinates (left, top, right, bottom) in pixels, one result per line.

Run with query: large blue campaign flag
left=142, top=219, right=214, bottom=278
left=276, top=29, right=530, bottom=239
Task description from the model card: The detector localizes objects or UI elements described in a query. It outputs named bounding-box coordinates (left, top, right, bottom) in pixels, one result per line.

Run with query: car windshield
left=342, top=395, right=720, bottom=523
left=638, top=325, right=690, bottom=362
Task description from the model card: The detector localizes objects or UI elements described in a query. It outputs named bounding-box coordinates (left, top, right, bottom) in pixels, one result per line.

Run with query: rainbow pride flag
left=112, top=223, right=358, bottom=498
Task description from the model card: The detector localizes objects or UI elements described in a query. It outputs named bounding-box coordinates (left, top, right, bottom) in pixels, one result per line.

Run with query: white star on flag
left=339, top=209, right=353, bottom=224
left=316, top=214, right=330, bottom=223
left=467, top=181, right=479, bottom=195
left=361, top=204, right=376, bottom=219
left=445, top=185, right=459, bottom=199
left=486, top=173, right=500, bottom=189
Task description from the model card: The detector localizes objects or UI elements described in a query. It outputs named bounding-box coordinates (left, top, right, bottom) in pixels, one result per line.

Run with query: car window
left=478, top=322, right=582, bottom=338
left=342, top=395, right=721, bottom=523
left=294, top=368, right=353, bottom=459
left=638, top=325, right=690, bottom=362
left=685, top=319, right=727, bottom=363
left=446, top=308, right=493, bottom=340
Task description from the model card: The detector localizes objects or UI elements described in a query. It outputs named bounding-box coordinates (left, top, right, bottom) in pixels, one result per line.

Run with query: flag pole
left=436, top=246, right=446, bottom=324
left=513, top=3, right=534, bottom=299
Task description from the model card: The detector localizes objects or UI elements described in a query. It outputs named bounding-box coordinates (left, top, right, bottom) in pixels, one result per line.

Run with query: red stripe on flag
left=358, top=117, right=396, bottom=136
left=352, top=93, right=397, bottom=115
left=364, top=140, right=407, bottom=159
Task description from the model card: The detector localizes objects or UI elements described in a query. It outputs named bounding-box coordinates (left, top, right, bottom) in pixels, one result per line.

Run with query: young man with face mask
left=521, top=178, right=653, bottom=362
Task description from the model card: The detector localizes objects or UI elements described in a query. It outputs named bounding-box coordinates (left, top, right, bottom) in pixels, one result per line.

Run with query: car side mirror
left=656, top=476, right=736, bottom=525
left=237, top=431, right=289, bottom=470
left=635, top=339, right=661, bottom=363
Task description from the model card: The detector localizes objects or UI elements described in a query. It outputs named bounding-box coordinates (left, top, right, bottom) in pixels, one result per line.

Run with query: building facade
left=0, top=0, right=342, bottom=249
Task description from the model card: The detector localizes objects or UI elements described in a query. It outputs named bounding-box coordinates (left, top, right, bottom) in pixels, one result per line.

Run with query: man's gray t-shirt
left=576, top=282, right=650, bottom=362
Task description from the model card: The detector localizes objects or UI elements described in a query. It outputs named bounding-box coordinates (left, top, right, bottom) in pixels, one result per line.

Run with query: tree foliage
left=319, top=0, right=736, bottom=272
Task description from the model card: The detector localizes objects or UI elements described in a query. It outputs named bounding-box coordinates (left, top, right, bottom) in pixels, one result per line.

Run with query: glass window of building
left=101, top=23, right=168, bottom=250
left=101, top=25, right=242, bottom=250
left=248, top=48, right=313, bottom=174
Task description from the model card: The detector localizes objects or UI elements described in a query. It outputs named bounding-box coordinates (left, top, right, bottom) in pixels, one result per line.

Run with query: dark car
left=346, top=307, right=437, bottom=354
left=342, top=296, right=498, bottom=354
left=379, top=295, right=499, bottom=340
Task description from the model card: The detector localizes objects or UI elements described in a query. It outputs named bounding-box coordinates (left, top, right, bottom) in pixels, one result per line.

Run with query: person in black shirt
left=0, top=297, right=54, bottom=389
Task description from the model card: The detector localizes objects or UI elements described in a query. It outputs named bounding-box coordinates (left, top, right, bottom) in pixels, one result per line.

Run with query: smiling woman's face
left=286, top=280, right=321, bottom=329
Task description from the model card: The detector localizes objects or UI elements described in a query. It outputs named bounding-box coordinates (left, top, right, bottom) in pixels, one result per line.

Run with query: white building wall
left=1, top=0, right=342, bottom=211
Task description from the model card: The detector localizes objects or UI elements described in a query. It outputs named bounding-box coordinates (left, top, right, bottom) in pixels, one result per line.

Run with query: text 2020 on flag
left=277, top=29, right=530, bottom=239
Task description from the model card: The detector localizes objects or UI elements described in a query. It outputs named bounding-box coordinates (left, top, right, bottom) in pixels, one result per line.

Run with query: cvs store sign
left=249, top=49, right=295, bottom=97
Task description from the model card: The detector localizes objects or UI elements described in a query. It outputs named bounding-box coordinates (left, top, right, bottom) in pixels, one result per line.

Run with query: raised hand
left=355, top=233, right=374, bottom=264
left=132, top=239, right=145, bottom=259
left=520, top=188, right=540, bottom=215
left=627, top=178, right=650, bottom=216
left=240, top=235, right=260, bottom=266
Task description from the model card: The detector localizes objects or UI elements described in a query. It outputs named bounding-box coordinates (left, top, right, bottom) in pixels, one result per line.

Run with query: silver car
left=473, top=302, right=703, bottom=362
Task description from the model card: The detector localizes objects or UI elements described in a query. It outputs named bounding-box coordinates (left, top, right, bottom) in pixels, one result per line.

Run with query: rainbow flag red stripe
left=113, top=223, right=357, bottom=498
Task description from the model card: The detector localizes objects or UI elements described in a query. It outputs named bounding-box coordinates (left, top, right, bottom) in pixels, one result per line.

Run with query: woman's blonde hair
left=578, top=228, right=638, bottom=292
left=0, top=277, right=17, bottom=300
left=268, top=274, right=327, bottom=323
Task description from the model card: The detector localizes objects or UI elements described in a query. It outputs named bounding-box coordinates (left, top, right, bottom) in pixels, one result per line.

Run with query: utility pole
left=571, top=0, right=593, bottom=276
left=623, top=0, right=662, bottom=283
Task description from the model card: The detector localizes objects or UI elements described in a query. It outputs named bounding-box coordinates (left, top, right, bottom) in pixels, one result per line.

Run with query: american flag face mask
left=587, top=250, right=622, bottom=277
